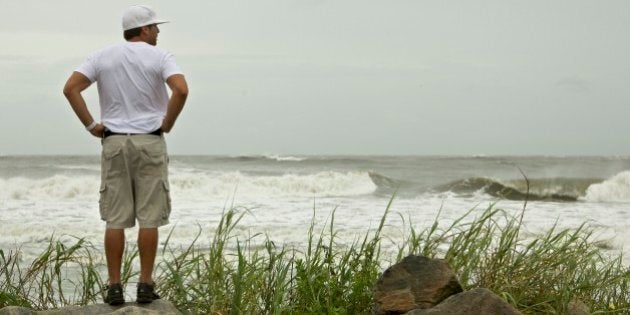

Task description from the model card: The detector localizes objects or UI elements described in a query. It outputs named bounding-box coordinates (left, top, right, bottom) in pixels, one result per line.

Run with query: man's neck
left=127, top=38, right=155, bottom=46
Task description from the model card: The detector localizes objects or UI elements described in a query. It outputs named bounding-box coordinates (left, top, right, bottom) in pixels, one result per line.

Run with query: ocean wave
left=584, top=171, right=630, bottom=202
left=263, top=154, right=307, bottom=162
left=433, top=177, right=595, bottom=202
left=368, top=171, right=404, bottom=191
left=170, top=171, right=376, bottom=198
left=228, top=155, right=307, bottom=162
left=0, top=175, right=99, bottom=201
left=0, top=171, right=379, bottom=201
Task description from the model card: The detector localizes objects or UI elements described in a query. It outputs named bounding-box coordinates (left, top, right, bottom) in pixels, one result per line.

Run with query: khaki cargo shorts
left=99, top=134, right=171, bottom=229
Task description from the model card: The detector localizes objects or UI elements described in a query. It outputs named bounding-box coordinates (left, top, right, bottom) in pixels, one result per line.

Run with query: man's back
left=78, top=42, right=182, bottom=133
left=63, top=5, right=188, bottom=305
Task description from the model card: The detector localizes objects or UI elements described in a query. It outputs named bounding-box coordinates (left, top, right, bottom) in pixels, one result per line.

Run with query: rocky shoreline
left=0, top=300, right=180, bottom=315
left=373, top=255, right=589, bottom=315
left=0, top=255, right=594, bottom=315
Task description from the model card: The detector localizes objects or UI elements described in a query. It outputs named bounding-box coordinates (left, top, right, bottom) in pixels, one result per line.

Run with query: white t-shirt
left=76, top=42, right=183, bottom=133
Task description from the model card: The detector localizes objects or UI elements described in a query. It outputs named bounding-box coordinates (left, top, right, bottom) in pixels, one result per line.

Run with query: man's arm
left=161, top=74, right=189, bottom=133
left=63, top=72, right=104, bottom=138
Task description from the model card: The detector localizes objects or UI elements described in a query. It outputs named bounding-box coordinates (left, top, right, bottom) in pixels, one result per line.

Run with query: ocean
left=1, top=155, right=629, bottom=265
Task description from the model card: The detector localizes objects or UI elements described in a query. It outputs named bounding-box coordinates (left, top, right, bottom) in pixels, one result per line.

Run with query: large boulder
left=0, top=300, right=181, bottom=315
left=567, top=298, right=589, bottom=315
left=404, top=288, right=522, bottom=315
left=373, top=255, right=463, bottom=314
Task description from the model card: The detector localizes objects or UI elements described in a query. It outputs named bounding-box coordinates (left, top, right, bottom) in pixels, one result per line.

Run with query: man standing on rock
left=63, top=5, right=188, bottom=305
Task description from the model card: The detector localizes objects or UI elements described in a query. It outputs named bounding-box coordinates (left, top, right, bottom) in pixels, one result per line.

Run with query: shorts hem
left=138, top=219, right=169, bottom=229
left=105, top=222, right=136, bottom=229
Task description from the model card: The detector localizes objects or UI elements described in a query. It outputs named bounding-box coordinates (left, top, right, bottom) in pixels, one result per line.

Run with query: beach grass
left=0, top=200, right=628, bottom=314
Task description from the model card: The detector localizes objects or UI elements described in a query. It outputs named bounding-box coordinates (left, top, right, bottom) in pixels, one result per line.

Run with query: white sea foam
left=169, top=171, right=377, bottom=199
left=0, top=175, right=99, bottom=201
left=584, top=171, right=630, bottom=202
left=0, top=171, right=377, bottom=201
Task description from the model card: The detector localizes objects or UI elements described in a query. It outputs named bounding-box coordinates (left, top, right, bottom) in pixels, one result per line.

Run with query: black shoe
left=137, top=282, right=160, bottom=304
left=104, top=283, right=125, bottom=305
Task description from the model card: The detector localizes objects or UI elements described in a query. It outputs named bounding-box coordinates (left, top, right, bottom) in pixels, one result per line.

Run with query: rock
left=373, top=255, right=463, bottom=314
left=0, top=300, right=181, bottom=315
left=0, top=306, right=33, bottom=315
left=567, top=298, right=589, bottom=315
left=404, top=288, right=521, bottom=315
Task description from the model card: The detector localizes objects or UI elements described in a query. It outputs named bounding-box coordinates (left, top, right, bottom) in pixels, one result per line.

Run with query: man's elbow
left=62, top=86, right=75, bottom=99
left=62, top=81, right=79, bottom=98
left=174, top=86, right=189, bottom=99
left=62, top=84, right=72, bottom=97
left=63, top=73, right=91, bottom=97
left=167, top=75, right=189, bottom=99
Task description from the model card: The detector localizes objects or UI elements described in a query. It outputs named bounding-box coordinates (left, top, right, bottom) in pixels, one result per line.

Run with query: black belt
left=103, top=128, right=162, bottom=138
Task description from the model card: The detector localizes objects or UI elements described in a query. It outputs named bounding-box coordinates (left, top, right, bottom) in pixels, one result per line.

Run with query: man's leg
left=133, top=135, right=168, bottom=303
left=138, top=227, right=158, bottom=284
left=104, top=228, right=125, bottom=284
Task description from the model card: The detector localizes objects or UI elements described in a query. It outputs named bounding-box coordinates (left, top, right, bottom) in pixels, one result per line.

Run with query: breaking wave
left=434, top=177, right=602, bottom=202
left=0, top=170, right=381, bottom=201
left=169, top=171, right=377, bottom=198
left=584, top=171, right=630, bottom=202
left=0, top=175, right=99, bottom=201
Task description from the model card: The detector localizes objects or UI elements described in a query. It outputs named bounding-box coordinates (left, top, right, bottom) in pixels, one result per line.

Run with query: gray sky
left=1, top=0, right=629, bottom=155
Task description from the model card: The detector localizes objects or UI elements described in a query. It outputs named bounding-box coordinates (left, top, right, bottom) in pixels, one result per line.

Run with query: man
left=63, top=5, right=188, bottom=305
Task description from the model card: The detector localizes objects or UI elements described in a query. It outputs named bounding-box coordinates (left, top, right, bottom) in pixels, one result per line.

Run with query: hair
left=123, top=27, right=143, bottom=40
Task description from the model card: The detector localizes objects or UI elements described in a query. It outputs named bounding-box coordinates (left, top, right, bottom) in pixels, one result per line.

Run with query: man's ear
left=141, top=25, right=151, bottom=36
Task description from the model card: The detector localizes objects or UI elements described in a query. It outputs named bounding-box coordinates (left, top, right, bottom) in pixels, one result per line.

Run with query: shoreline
left=1, top=205, right=628, bottom=313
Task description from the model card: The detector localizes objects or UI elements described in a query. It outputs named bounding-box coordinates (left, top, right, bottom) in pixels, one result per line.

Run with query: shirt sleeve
left=161, top=52, right=184, bottom=80
left=75, top=52, right=99, bottom=82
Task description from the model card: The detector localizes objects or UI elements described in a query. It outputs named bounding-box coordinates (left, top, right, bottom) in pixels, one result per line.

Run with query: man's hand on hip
left=160, top=119, right=173, bottom=133
left=90, top=123, right=105, bottom=138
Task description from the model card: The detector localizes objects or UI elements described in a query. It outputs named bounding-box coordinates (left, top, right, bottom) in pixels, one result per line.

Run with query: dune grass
left=0, top=199, right=628, bottom=314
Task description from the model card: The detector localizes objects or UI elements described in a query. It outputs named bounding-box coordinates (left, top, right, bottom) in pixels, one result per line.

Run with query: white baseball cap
left=122, top=5, right=169, bottom=31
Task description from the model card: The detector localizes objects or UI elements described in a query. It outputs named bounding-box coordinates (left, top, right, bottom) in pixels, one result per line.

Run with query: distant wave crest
left=263, top=154, right=307, bottom=162
left=230, top=155, right=307, bottom=162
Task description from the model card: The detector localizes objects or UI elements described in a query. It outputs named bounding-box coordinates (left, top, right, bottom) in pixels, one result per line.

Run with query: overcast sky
left=1, top=0, right=629, bottom=155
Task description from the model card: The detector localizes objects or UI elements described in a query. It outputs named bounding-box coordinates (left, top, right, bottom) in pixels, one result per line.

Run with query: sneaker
left=104, top=283, right=125, bottom=305
left=137, top=282, right=160, bottom=304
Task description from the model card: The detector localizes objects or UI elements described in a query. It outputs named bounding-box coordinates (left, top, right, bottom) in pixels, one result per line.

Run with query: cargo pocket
left=99, top=185, right=109, bottom=221
left=103, top=146, right=122, bottom=160
left=102, top=146, right=123, bottom=178
left=162, top=180, right=172, bottom=220
left=139, top=145, right=167, bottom=176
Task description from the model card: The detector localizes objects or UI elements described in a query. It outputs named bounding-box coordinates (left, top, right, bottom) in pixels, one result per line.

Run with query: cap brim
left=122, top=20, right=170, bottom=31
